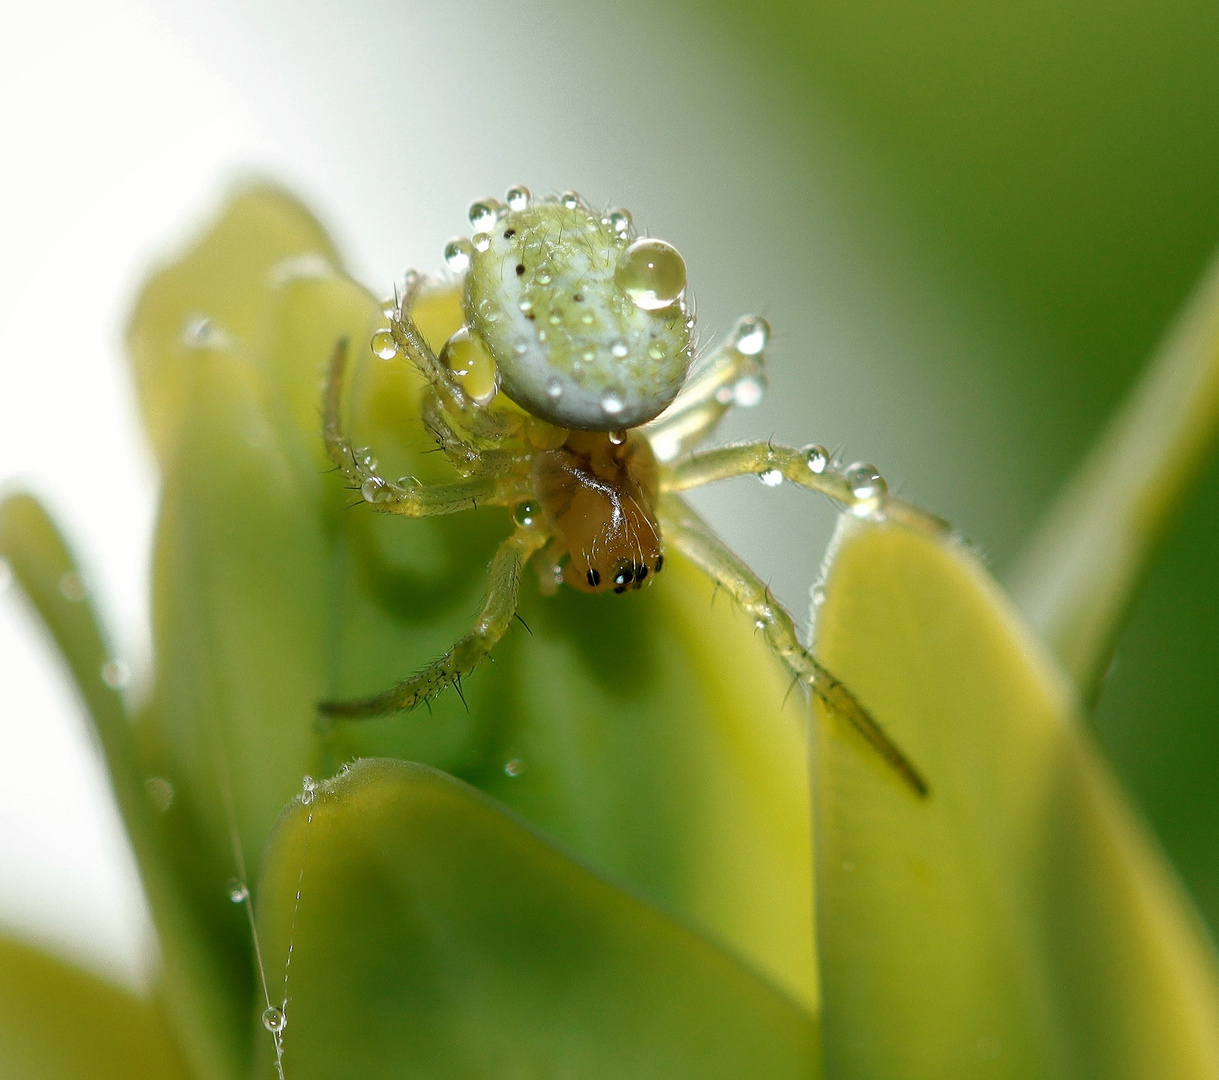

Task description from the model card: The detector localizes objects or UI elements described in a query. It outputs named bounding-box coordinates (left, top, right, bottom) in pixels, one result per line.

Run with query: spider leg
left=323, top=338, right=529, bottom=515
left=641, top=336, right=766, bottom=461
left=658, top=494, right=929, bottom=797
left=319, top=523, right=550, bottom=718
left=659, top=441, right=948, bottom=535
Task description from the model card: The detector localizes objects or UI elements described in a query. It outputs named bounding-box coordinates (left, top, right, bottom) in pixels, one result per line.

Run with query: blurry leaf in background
left=0, top=934, right=188, bottom=1080
left=810, top=518, right=1219, bottom=1078
left=255, top=760, right=819, bottom=1080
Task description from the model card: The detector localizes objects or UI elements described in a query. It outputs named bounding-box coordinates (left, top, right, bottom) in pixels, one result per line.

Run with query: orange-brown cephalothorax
left=531, top=430, right=662, bottom=594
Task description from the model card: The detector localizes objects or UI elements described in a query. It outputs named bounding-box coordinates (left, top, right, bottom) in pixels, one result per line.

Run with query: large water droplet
left=844, top=462, right=888, bottom=516
left=100, top=659, right=130, bottom=689
left=444, top=237, right=473, bottom=273
left=803, top=445, right=830, bottom=474
left=468, top=199, right=502, bottom=232
left=441, top=327, right=498, bottom=405
left=472, top=232, right=492, bottom=253
left=758, top=468, right=784, bottom=487
left=228, top=879, right=249, bottom=904
left=560, top=191, right=581, bottom=209
left=505, top=185, right=531, bottom=211
left=733, top=315, right=770, bottom=356
left=370, top=329, right=398, bottom=360
left=262, top=1006, right=287, bottom=1034
left=615, top=238, right=687, bottom=311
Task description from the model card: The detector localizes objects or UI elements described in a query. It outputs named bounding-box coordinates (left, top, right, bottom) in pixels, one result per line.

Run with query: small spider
left=319, top=187, right=934, bottom=796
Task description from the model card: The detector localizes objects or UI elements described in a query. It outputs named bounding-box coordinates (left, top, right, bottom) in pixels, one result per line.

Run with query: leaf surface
left=254, top=759, right=820, bottom=1080
left=811, top=518, right=1219, bottom=1078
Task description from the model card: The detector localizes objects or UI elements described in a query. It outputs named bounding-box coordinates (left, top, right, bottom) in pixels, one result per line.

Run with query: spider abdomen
left=531, top=430, right=663, bottom=594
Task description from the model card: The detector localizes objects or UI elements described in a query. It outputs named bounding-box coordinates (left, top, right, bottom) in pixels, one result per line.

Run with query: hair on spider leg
left=782, top=671, right=802, bottom=710
left=513, top=612, right=533, bottom=636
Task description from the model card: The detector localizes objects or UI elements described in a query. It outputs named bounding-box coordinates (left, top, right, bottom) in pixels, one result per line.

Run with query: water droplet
left=600, top=392, right=625, bottom=417
left=262, top=1006, right=287, bottom=1034
left=726, top=380, right=765, bottom=409
left=361, top=476, right=388, bottom=503
left=58, top=572, right=86, bottom=602
left=733, top=315, right=770, bottom=356
left=536, top=271, right=552, bottom=286
left=560, top=191, right=580, bottom=209
left=444, top=237, right=474, bottom=273
left=441, top=328, right=498, bottom=405
left=758, top=468, right=783, bottom=487
left=380, top=298, right=398, bottom=319
left=228, top=879, right=249, bottom=904
left=803, top=445, right=830, bottom=474
left=608, top=208, right=633, bottom=236
left=504, top=757, right=524, bottom=777
left=505, top=185, right=531, bottom=212
left=301, top=776, right=317, bottom=804
left=0, top=558, right=11, bottom=593
left=180, top=313, right=227, bottom=350
left=647, top=341, right=667, bottom=360
left=513, top=501, right=540, bottom=527
left=513, top=337, right=529, bottom=355
left=844, top=462, right=888, bottom=516
left=610, top=339, right=629, bottom=358
left=468, top=199, right=502, bottom=232
left=608, top=430, right=626, bottom=446
left=548, top=310, right=562, bottom=325
left=811, top=585, right=827, bottom=607
left=370, top=329, right=398, bottom=360
left=100, top=659, right=130, bottom=689
left=518, top=298, right=533, bottom=313
left=472, top=232, right=492, bottom=253
left=754, top=618, right=766, bottom=630
left=145, top=776, right=174, bottom=812
left=616, top=238, right=687, bottom=311
left=546, top=377, right=563, bottom=400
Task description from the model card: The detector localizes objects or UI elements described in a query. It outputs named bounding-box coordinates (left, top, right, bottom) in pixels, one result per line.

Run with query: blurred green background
left=2, top=0, right=1218, bottom=982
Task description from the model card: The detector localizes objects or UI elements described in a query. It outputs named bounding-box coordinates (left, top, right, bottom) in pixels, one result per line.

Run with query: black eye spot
left=654, top=555, right=664, bottom=574
left=504, top=229, right=516, bottom=238
left=586, top=568, right=601, bottom=587
left=516, top=263, right=525, bottom=276
left=613, top=567, right=633, bottom=587
left=613, top=585, right=627, bottom=594
left=573, top=293, right=584, bottom=302
left=636, top=564, right=648, bottom=581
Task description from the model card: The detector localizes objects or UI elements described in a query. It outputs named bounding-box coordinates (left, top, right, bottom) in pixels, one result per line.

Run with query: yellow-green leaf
left=0, top=934, right=189, bottom=1080
left=1010, top=248, right=1219, bottom=696
left=811, top=518, right=1219, bottom=1077
left=254, top=759, right=820, bottom=1079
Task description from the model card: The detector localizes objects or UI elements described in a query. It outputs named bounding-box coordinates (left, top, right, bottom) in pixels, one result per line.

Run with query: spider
left=319, top=186, right=935, bottom=797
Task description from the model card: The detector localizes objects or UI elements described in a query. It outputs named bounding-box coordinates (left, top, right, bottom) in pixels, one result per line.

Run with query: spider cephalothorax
left=322, top=187, right=941, bottom=797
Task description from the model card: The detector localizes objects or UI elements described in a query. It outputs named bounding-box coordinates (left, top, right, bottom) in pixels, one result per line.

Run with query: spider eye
left=615, top=239, right=687, bottom=312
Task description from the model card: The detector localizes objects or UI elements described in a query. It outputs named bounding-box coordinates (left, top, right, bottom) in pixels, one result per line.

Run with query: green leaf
left=0, top=493, right=243, bottom=1080
left=1009, top=249, right=1219, bottom=696
left=811, top=518, right=1219, bottom=1077
left=0, top=934, right=189, bottom=1080
left=253, top=758, right=819, bottom=1080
